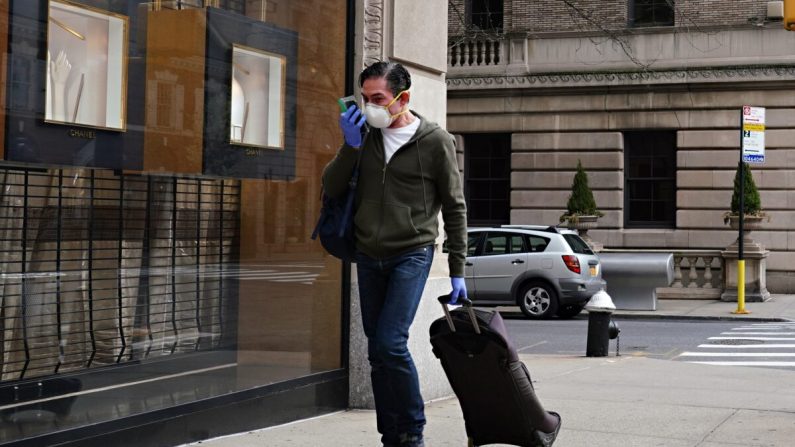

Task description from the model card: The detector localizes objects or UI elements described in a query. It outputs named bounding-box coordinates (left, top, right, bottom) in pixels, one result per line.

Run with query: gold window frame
left=45, top=0, right=129, bottom=132
left=229, top=43, right=287, bottom=151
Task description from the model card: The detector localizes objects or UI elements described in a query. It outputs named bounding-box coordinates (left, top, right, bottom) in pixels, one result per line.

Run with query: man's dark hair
left=359, top=61, right=411, bottom=97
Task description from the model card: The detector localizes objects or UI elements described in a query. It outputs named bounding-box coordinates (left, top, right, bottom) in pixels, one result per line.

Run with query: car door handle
left=465, top=262, right=473, bottom=266
left=511, top=259, right=525, bottom=264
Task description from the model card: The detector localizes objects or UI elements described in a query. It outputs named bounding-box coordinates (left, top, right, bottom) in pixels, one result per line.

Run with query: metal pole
left=734, top=109, right=748, bottom=314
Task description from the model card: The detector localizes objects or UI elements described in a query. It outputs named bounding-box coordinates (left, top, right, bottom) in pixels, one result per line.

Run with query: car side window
left=526, top=235, right=550, bottom=253
left=467, top=233, right=482, bottom=256
left=509, top=235, right=525, bottom=254
left=482, top=234, right=510, bottom=256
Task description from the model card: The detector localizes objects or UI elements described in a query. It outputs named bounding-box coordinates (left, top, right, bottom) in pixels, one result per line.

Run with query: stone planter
left=563, top=215, right=602, bottom=251
left=721, top=214, right=771, bottom=302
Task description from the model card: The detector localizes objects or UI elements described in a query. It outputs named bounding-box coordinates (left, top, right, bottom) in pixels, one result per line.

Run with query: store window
left=464, top=133, right=511, bottom=227
left=630, top=0, right=675, bottom=27
left=469, top=0, right=503, bottom=32
left=624, top=131, right=677, bottom=228
left=0, top=0, right=348, bottom=444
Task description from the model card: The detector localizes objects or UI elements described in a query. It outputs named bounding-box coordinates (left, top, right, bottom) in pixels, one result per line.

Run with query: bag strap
left=339, top=129, right=367, bottom=237
left=348, top=127, right=366, bottom=189
left=311, top=128, right=369, bottom=241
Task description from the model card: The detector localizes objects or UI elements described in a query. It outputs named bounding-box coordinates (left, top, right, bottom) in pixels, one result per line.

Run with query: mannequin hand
left=339, top=105, right=366, bottom=148
left=50, top=50, right=71, bottom=85
left=450, top=277, right=467, bottom=304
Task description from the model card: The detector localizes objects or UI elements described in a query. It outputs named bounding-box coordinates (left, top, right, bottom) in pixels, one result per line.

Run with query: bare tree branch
left=448, top=0, right=731, bottom=70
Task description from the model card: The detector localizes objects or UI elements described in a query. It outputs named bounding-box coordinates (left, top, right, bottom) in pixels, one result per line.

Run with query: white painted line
left=678, top=352, right=795, bottom=357
left=698, top=344, right=795, bottom=349
left=723, top=332, right=795, bottom=335
left=688, top=361, right=795, bottom=367
left=708, top=337, right=795, bottom=341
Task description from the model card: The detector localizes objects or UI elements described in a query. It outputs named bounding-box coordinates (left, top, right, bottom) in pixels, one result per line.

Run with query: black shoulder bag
left=311, top=146, right=364, bottom=262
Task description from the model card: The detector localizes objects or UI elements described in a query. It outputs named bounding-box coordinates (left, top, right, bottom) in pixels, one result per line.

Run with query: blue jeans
left=355, top=245, right=434, bottom=445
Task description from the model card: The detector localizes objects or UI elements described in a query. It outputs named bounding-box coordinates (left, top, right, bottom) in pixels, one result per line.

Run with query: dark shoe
left=398, top=433, right=425, bottom=447
left=532, top=411, right=561, bottom=447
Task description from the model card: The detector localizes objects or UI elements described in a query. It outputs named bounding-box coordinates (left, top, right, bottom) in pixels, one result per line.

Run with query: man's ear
left=399, top=91, right=411, bottom=107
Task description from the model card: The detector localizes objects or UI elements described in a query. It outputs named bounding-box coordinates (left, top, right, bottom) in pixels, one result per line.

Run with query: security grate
left=0, top=168, right=240, bottom=382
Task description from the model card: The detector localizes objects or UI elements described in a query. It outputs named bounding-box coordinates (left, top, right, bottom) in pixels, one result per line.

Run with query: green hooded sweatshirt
left=322, top=113, right=467, bottom=277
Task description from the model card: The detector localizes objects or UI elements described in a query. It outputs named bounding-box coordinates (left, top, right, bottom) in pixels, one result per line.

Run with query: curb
left=498, top=310, right=793, bottom=323
left=610, top=313, right=793, bottom=323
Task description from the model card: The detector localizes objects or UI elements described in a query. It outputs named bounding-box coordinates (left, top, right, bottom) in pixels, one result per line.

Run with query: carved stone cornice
left=447, top=65, right=795, bottom=91
left=363, top=0, right=384, bottom=68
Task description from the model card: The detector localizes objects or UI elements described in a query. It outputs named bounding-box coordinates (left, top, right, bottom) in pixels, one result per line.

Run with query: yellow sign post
left=732, top=106, right=765, bottom=315
left=786, top=0, right=795, bottom=31
left=733, top=260, right=748, bottom=314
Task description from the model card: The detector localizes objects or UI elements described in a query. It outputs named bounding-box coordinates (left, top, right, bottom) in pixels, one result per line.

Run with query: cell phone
left=337, top=95, right=358, bottom=113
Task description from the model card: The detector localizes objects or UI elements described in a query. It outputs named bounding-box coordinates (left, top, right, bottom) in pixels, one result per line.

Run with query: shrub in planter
left=560, top=160, right=603, bottom=223
left=723, top=162, right=767, bottom=224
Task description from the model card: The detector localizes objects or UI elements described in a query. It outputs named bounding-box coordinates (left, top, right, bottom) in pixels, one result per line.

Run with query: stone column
left=348, top=0, right=453, bottom=409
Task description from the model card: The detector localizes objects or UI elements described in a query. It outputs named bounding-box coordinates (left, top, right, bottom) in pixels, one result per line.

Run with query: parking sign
left=742, top=106, right=765, bottom=164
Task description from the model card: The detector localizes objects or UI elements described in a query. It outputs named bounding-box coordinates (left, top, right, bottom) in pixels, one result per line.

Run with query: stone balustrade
left=448, top=37, right=504, bottom=68
left=446, top=28, right=795, bottom=90
left=660, top=251, right=725, bottom=299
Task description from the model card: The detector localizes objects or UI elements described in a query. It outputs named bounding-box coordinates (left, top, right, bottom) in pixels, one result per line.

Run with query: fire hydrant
left=585, top=290, right=619, bottom=357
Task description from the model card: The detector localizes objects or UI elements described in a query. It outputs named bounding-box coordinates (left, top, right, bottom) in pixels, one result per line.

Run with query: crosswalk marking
left=697, top=344, right=795, bottom=349
left=690, top=361, right=795, bottom=367
left=676, top=322, right=795, bottom=370
left=708, top=336, right=795, bottom=341
left=726, top=332, right=795, bottom=335
left=679, top=352, right=795, bottom=357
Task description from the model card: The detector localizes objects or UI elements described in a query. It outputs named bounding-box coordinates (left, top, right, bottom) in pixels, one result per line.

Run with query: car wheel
left=556, top=303, right=585, bottom=319
left=517, top=281, right=558, bottom=319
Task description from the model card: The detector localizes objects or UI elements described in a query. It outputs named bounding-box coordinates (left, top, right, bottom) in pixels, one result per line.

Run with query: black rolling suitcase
left=429, top=295, right=561, bottom=447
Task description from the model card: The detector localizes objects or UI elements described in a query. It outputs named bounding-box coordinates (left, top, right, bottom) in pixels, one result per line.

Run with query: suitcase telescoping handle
left=438, top=295, right=481, bottom=335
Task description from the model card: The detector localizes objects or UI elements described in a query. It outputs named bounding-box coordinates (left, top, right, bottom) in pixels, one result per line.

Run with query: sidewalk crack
left=694, top=408, right=738, bottom=446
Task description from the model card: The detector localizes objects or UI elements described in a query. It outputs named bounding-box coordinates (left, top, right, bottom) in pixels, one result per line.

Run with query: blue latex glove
left=339, top=105, right=366, bottom=148
left=450, top=277, right=467, bottom=304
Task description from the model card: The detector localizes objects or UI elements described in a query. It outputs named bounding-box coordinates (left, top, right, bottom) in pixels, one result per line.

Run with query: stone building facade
left=447, top=0, right=795, bottom=292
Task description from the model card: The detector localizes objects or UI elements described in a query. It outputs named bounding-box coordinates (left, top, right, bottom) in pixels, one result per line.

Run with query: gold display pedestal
left=721, top=237, right=771, bottom=303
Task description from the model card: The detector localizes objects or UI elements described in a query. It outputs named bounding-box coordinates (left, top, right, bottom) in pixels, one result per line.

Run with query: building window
left=469, top=0, right=503, bottom=32
left=624, top=131, right=677, bottom=228
left=630, top=0, right=675, bottom=27
left=464, top=133, right=511, bottom=226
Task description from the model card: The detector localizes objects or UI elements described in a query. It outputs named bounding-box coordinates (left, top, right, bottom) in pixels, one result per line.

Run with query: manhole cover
left=711, top=339, right=765, bottom=345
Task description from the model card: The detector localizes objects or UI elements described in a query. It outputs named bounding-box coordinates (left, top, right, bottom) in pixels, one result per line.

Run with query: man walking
left=322, top=61, right=468, bottom=447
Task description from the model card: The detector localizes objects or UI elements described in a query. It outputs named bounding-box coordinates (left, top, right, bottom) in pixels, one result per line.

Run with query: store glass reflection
left=0, top=1, right=348, bottom=443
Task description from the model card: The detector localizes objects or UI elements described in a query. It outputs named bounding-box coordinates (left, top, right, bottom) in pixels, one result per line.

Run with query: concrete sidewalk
left=188, top=296, right=795, bottom=447
left=611, top=293, right=795, bottom=322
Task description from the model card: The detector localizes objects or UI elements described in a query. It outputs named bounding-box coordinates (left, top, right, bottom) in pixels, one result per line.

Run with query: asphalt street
left=502, top=316, right=795, bottom=371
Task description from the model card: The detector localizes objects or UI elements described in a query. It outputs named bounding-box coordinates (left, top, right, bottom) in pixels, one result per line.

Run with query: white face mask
left=363, top=91, right=408, bottom=128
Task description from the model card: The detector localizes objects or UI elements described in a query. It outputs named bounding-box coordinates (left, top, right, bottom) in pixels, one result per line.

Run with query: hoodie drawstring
left=417, top=141, right=428, bottom=217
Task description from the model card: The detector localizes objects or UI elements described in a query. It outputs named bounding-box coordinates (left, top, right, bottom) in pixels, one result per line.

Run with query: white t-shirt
left=382, top=118, right=421, bottom=164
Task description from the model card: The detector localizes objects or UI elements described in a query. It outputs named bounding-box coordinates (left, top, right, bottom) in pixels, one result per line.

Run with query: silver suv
left=463, top=225, right=605, bottom=319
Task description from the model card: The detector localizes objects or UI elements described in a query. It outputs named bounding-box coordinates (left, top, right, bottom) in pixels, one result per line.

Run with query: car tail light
left=562, top=255, right=581, bottom=274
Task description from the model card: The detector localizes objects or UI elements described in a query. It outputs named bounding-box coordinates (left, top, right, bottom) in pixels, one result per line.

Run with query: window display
left=230, top=45, right=285, bottom=149
left=45, top=0, right=128, bottom=131
left=1, top=0, right=349, bottom=444
left=202, top=7, right=298, bottom=179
